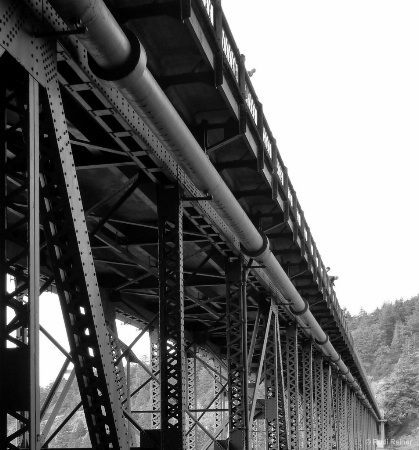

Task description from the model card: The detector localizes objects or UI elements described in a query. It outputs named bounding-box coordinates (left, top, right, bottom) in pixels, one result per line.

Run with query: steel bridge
left=0, top=1, right=381, bottom=449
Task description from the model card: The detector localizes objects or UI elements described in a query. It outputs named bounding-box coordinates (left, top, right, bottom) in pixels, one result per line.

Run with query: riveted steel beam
left=0, top=61, right=40, bottom=450
left=302, top=340, right=314, bottom=450
left=285, top=324, right=299, bottom=450
left=39, top=78, right=129, bottom=448
left=225, top=256, right=249, bottom=450
left=157, top=184, right=186, bottom=449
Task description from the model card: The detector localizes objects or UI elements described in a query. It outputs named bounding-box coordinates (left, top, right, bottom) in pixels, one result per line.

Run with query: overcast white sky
left=222, top=0, right=419, bottom=315
left=36, top=1, right=419, bottom=385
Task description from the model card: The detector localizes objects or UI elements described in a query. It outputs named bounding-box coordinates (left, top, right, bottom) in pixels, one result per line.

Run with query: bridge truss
left=0, top=0, right=380, bottom=449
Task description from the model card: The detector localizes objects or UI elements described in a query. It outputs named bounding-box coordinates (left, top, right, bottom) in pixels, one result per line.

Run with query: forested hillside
left=346, top=295, right=419, bottom=446
left=8, top=296, right=419, bottom=448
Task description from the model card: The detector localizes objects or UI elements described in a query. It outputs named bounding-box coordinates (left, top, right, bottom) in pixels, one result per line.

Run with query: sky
left=24, top=0, right=419, bottom=386
left=38, top=293, right=149, bottom=386
left=222, top=0, right=419, bottom=315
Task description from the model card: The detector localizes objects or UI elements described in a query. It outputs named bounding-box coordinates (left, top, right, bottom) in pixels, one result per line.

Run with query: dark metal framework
left=285, top=325, right=299, bottom=450
left=0, top=61, right=40, bottom=450
left=225, top=257, right=249, bottom=450
left=157, top=185, right=186, bottom=450
left=0, top=0, right=381, bottom=449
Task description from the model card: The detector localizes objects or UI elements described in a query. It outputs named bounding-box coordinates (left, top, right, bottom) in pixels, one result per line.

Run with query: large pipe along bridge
left=0, top=0, right=381, bottom=449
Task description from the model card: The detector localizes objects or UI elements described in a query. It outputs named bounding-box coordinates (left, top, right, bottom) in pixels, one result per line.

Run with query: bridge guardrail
left=198, top=0, right=358, bottom=364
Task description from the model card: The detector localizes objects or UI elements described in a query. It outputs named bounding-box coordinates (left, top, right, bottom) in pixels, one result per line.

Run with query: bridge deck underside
left=0, top=1, right=380, bottom=447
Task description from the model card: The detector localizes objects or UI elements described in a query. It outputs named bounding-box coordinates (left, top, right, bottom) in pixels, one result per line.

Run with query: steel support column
left=275, top=315, right=289, bottom=450
left=285, top=324, right=299, bottom=450
left=157, top=184, right=186, bottom=450
left=339, top=381, right=348, bottom=450
left=225, top=256, right=249, bottom=450
left=0, top=63, right=40, bottom=450
left=322, top=364, right=331, bottom=450
left=347, top=388, right=353, bottom=449
left=331, top=370, right=339, bottom=449
left=186, top=347, right=197, bottom=450
left=302, top=341, right=313, bottom=450
left=264, top=307, right=279, bottom=450
left=313, top=353, right=324, bottom=449
left=214, top=360, right=225, bottom=439
left=150, top=328, right=160, bottom=429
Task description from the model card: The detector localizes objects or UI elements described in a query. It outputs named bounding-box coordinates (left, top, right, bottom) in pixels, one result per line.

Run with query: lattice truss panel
left=285, top=325, right=299, bottom=450
left=0, top=56, right=40, bottom=450
left=314, top=353, right=324, bottom=449
left=157, top=185, right=186, bottom=449
left=0, top=1, right=383, bottom=449
left=302, top=341, right=313, bottom=450
left=275, top=318, right=289, bottom=450
left=323, top=365, right=333, bottom=450
left=264, top=316, right=278, bottom=450
left=225, top=257, right=249, bottom=450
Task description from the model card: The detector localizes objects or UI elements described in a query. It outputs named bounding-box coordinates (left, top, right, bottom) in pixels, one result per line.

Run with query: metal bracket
left=33, top=27, right=87, bottom=38
left=182, top=193, right=213, bottom=201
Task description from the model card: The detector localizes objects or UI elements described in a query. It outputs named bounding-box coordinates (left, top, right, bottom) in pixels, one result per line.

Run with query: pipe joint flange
left=240, top=232, right=269, bottom=260
left=289, top=298, right=309, bottom=316
left=340, top=367, right=350, bottom=376
left=315, top=334, right=329, bottom=346
left=89, top=27, right=147, bottom=81
left=331, top=354, right=341, bottom=364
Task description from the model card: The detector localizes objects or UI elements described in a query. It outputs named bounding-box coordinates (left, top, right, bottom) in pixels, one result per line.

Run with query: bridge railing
left=197, top=0, right=354, bottom=353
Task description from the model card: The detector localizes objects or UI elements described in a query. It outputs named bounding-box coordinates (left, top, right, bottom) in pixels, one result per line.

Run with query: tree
left=351, top=322, right=385, bottom=373
left=382, top=347, right=419, bottom=429
left=378, top=303, right=397, bottom=346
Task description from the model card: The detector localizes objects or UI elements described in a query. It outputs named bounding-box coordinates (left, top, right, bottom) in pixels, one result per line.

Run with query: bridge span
left=0, top=0, right=381, bottom=449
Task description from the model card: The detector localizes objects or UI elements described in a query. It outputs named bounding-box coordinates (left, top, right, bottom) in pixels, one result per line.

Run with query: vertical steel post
left=355, top=395, right=360, bottom=450
left=150, top=329, right=160, bottom=429
left=28, top=74, right=40, bottom=450
left=214, top=360, right=224, bottom=438
left=264, top=308, right=278, bottom=450
left=157, top=184, right=186, bottom=450
left=323, top=365, right=331, bottom=450
left=340, top=382, right=348, bottom=450
left=313, top=354, right=324, bottom=450
left=275, top=315, right=289, bottom=450
left=0, top=66, right=41, bottom=449
left=285, top=324, right=299, bottom=450
left=331, top=370, right=339, bottom=450
left=0, top=67, right=6, bottom=449
left=126, top=360, right=132, bottom=443
left=302, top=341, right=313, bottom=450
left=347, top=387, right=353, bottom=449
left=250, top=307, right=272, bottom=428
left=225, top=256, right=249, bottom=450
left=186, top=347, right=197, bottom=450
